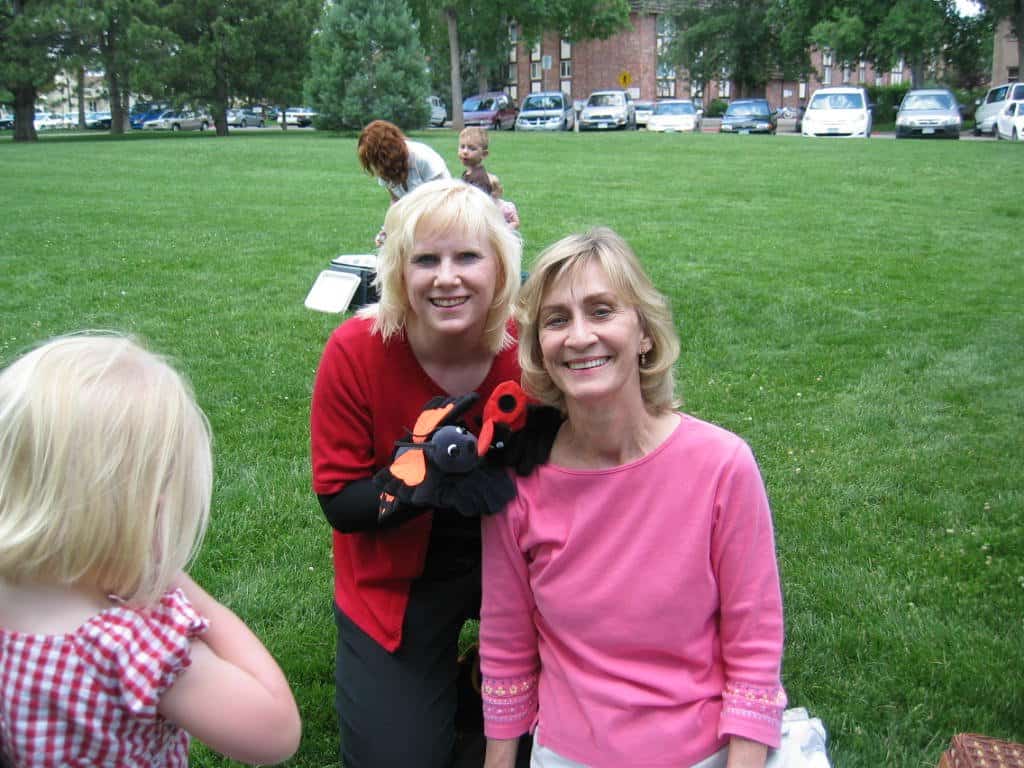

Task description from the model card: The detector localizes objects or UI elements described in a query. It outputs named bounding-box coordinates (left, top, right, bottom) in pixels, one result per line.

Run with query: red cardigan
left=311, top=316, right=520, bottom=650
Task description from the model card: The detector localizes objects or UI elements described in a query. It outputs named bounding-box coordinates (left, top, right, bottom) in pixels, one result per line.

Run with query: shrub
left=865, top=84, right=911, bottom=124
left=305, top=0, right=430, bottom=131
left=706, top=99, right=728, bottom=118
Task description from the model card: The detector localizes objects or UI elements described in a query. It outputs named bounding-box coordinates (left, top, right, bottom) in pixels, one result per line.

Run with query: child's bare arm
left=158, top=572, right=302, bottom=765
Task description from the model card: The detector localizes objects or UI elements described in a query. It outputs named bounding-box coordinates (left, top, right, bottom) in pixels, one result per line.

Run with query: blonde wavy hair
left=359, top=178, right=522, bottom=353
left=517, top=227, right=681, bottom=413
left=0, top=332, right=213, bottom=606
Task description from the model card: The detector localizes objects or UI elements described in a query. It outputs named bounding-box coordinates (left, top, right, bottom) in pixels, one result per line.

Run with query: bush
left=865, top=84, right=911, bottom=124
left=706, top=99, right=728, bottom=118
left=305, top=0, right=431, bottom=131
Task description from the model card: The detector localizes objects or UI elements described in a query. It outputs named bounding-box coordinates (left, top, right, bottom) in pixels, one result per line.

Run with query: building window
left=823, top=49, right=833, bottom=67
left=891, top=59, right=903, bottom=85
left=531, top=42, right=541, bottom=62
left=719, top=71, right=730, bottom=98
left=560, top=60, right=572, bottom=78
left=798, top=81, right=806, bottom=99
left=509, top=23, right=518, bottom=44
left=657, top=61, right=676, bottom=98
left=561, top=39, right=571, bottom=59
left=843, top=64, right=850, bottom=83
left=561, top=80, right=572, bottom=96
left=823, top=66, right=832, bottom=85
left=875, top=73, right=884, bottom=86
left=508, top=63, right=518, bottom=84
left=859, top=61, right=866, bottom=83
left=1010, top=66, right=1020, bottom=80
left=530, top=61, right=542, bottom=81
left=509, top=45, right=517, bottom=63
left=531, top=81, right=542, bottom=93
left=509, top=85, right=518, bottom=101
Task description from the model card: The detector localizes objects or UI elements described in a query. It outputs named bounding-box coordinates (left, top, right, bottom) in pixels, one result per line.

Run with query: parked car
left=462, top=92, right=517, bottom=130
left=227, top=108, right=264, bottom=128
left=895, top=89, right=961, bottom=139
left=719, top=99, right=777, bottom=134
left=129, top=103, right=169, bottom=130
left=974, top=82, right=1024, bottom=136
left=427, top=95, right=446, bottom=127
left=579, top=89, right=635, bottom=131
left=34, top=112, right=64, bottom=130
left=646, top=99, right=702, bottom=133
left=0, top=114, right=13, bottom=130
left=283, top=106, right=316, bottom=126
left=85, top=111, right=112, bottom=129
left=634, top=100, right=655, bottom=128
left=995, top=100, right=1024, bottom=141
left=515, top=91, right=574, bottom=131
left=142, top=110, right=210, bottom=131
left=801, top=86, right=872, bottom=138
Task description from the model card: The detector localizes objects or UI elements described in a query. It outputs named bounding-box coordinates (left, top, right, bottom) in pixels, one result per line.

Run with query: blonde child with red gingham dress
left=0, top=333, right=301, bottom=768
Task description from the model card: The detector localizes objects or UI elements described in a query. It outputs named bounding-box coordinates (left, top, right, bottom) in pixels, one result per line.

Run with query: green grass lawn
left=2, top=129, right=1022, bottom=767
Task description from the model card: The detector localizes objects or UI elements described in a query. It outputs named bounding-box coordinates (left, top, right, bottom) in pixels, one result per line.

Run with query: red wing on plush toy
left=477, top=380, right=528, bottom=456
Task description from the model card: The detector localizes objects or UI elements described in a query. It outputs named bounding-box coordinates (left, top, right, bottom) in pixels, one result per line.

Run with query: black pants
left=335, top=565, right=500, bottom=768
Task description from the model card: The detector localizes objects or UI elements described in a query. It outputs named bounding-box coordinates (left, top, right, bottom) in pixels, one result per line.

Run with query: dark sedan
left=719, top=99, right=777, bottom=134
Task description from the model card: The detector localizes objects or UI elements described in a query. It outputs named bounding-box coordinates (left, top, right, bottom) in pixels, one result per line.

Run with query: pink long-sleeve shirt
left=480, top=414, right=786, bottom=768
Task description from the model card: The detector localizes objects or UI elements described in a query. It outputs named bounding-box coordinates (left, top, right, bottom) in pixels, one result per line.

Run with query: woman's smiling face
left=403, top=220, right=498, bottom=346
left=537, top=260, right=649, bottom=408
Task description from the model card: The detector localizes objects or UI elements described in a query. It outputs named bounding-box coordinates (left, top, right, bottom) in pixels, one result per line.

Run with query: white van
left=800, top=86, right=872, bottom=138
left=974, top=82, right=1024, bottom=136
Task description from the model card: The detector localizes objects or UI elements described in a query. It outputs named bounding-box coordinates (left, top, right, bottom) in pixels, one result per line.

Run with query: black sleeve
left=317, top=477, right=425, bottom=533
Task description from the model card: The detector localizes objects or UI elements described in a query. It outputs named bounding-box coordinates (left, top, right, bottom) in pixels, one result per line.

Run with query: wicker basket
left=938, top=734, right=1024, bottom=768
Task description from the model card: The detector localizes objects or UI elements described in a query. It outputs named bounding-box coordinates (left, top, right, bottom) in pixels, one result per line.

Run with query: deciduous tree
left=0, top=0, right=67, bottom=141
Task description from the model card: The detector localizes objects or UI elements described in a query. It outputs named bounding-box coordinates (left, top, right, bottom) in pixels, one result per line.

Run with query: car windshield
left=588, top=93, right=623, bottom=107
left=809, top=92, right=864, bottom=110
left=726, top=102, right=767, bottom=116
left=902, top=93, right=954, bottom=110
left=635, top=102, right=654, bottom=111
left=522, top=95, right=563, bottom=110
left=656, top=102, right=695, bottom=115
left=463, top=96, right=496, bottom=111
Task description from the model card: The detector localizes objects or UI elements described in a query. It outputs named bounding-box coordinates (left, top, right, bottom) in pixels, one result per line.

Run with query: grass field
left=2, top=128, right=1022, bottom=767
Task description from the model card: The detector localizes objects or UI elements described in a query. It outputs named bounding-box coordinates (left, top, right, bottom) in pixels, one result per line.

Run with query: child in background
left=0, top=333, right=301, bottom=768
left=488, top=173, right=520, bottom=230
left=458, top=126, right=492, bottom=196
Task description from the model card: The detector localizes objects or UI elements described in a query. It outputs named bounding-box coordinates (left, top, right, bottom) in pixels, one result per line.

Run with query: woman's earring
left=640, top=345, right=649, bottom=368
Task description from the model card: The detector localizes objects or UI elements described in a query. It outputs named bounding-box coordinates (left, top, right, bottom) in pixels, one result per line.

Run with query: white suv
left=974, top=82, right=1024, bottom=136
left=801, top=87, right=872, bottom=138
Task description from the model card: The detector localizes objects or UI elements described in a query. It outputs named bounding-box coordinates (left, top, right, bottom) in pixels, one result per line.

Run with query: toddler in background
left=0, top=332, right=301, bottom=768
left=489, top=173, right=520, bottom=230
left=458, top=126, right=492, bottom=195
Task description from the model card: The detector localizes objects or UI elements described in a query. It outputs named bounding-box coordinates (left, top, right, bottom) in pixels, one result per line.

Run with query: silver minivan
left=515, top=91, right=574, bottom=131
left=974, top=82, right=1024, bottom=136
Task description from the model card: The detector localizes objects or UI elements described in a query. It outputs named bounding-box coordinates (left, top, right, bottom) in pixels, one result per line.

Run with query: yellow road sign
left=618, top=71, right=632, bottom=89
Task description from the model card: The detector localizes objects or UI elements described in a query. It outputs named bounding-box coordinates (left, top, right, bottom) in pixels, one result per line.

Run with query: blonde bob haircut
left=517, top=227, right=681, bottom=414
left=359, top=178, right=522, bottom=353
left=0, top=332, right=213, bottom=606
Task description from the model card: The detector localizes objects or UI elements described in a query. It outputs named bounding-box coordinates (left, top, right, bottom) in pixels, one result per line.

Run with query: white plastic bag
left=765, top=708, right=832, bottom=768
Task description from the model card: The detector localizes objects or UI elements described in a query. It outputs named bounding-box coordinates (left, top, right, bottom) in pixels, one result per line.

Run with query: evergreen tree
left=306, top=0, right=431, bottom=131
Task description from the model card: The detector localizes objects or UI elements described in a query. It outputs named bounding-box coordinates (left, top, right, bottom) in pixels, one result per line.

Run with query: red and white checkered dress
left=0, top=588, right=209, bottom=767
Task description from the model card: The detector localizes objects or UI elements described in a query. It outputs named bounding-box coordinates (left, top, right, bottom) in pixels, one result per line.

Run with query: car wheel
left=492, top=119, right=501, bottom=131
left=1013, top=127, right=1019, bottom=142
left=995, top=128, right=1002, bottom=140
left=201, top=122, right=208, bottom=131
left=258, top=120, right=264, bottom=128
left=171, top=124, right=180, bottom=132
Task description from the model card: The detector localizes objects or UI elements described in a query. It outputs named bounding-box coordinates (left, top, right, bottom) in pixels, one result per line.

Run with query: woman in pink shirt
left=480, top=227, right=786, bottom=768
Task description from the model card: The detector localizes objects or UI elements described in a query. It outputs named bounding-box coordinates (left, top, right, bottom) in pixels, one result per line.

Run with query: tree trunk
left=14, top=86, right=38, bottom=142
left=77, top=67, right=87, bottom=128
left=109, top=72, right=125, bottom=134
left=446, top=7, right=463, bottom=131
left=911, top=59, right=925, bottom=88
left=214, top=55, right=230, bottom=136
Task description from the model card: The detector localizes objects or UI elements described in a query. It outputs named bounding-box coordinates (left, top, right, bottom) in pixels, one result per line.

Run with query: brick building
left=991, top=17, right=1020, bottom=84
left=506, top=2, right=913, bottom=110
